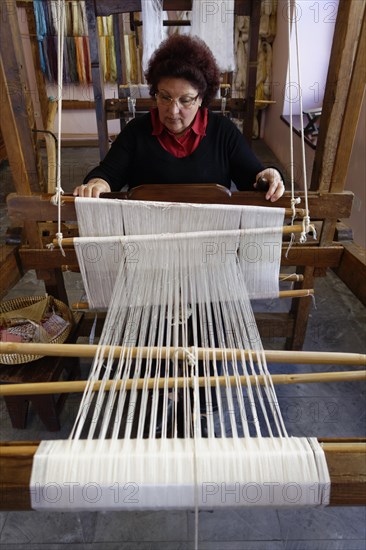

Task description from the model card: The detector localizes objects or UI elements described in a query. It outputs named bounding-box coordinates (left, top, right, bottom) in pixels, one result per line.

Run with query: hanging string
left=50, top=0, right=66, bottom=256
left=287, top=1, right=301, bottom=223
left=285, top=0, right=301, bottom=258
left=292, top=0, right=317, bottom=243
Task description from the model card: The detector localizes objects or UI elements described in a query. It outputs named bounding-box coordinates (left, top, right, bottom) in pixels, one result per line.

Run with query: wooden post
left=23, top=2, right=49, bottom=129
left=311, top=0, right=366, bottom=195
left=311, top=0, right=365, bottom=245
left=85, top=0, right=109, bottom=159
left=243, top=0, right=261, bottom=144
left=330, top=9, right=365, bottom=193
left=286, top=265, right=315, bottom=350
left=0, top=2, right=67, bottom=302
left=0, top=0, right=44, bottom=193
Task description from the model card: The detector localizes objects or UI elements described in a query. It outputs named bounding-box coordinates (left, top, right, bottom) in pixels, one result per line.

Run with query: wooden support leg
left=286, top=266, right=315, bottom=350
left=3, top=396, right=29, bottom=429
left=27, top=394, right=60, bottom=432
left=38, top=268, right=69, bottom=306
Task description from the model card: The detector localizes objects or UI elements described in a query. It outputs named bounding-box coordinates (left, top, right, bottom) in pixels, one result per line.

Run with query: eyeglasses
left=155, top=92, right=200, bottom=110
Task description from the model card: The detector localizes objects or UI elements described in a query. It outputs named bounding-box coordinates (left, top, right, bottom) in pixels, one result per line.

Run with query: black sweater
left=84, top=111, right=264, bottom=191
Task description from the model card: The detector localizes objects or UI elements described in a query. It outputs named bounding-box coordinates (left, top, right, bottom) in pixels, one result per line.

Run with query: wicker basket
left=0, top=295, right=74, bottom=365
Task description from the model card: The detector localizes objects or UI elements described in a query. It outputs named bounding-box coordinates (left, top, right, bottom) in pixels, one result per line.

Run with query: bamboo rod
left=278, top=289, right=314, bottom=298
left=71, top=288, right=314, bottom=309
left=0, top=370, right=365, bottom=397
left=279, top=273, right=304, bottom=282
left=1, top=343, right=365, bottom=365
left=54, top=224, right=304, bottom=247
left=67, top=272, right=303, bottom=282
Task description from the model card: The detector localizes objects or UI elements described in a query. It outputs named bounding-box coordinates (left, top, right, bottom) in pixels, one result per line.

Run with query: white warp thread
left=31, top=200, right=330, bottom=511
left=74, top=199, right=285, bottom=307
left=31, top=438, right=329, bottom=510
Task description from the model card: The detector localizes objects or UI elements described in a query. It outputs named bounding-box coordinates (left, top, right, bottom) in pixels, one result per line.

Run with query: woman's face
left=155, top=77, right=201, bottom=136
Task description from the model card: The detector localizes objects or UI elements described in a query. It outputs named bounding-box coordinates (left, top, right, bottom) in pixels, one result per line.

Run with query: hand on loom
left=254, top=168, right=285, bottom=202
left=73, top=178, right=111, bottom=198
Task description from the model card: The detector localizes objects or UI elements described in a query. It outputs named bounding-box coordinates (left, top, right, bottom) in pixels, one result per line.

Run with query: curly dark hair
left=145, top=34, right=221, bottom=107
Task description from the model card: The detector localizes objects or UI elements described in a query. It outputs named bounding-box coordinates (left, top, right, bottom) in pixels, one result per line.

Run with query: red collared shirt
left=150, top=107, right=208, bottom=158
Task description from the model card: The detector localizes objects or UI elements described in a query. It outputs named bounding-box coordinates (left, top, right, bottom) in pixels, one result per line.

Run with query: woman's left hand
left=254, top=168, right=285, bottom=202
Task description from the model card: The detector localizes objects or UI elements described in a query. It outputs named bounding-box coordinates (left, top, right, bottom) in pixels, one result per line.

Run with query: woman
left=74, top=34, right=284, bottom=201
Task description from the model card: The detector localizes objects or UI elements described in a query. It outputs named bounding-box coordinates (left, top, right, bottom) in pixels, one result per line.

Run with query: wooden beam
left=6, top=191, right=355, bottom=223
left=331, top=9, right=366, bottom=193
left=333, top=241, right=366, bottom=307
left=0, top=440, right=364, bottom=510
left=287, top=265, right=314, bottom=351
left=0, top=0, right=44, bottom=193
left=91, top=0, right=248, bottom=17
left=16, top=245, right=344, bottom=272
left=235, top=0, right=251, bottom=17
left=311, top=0, right=366, bottom=193
left=244, top=0, right=261, bottom=144
left=0, top=245, right=23, bottom=299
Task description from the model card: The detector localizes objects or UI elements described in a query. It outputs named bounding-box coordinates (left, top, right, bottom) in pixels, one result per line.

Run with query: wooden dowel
left=71, top=288, right=314, bottom=309
left=278, top=288, right=314, bottom=298
left=71, top=301, right=90, bottom=309
left=0, top=370, right=365, bottom=397
left=71, top=288, right=312, bottom=309
left=279, top=273, right=304, bottom=282
left=1, top=343, right=365, bottom=365
left=54, top=224, right=304, bottom=247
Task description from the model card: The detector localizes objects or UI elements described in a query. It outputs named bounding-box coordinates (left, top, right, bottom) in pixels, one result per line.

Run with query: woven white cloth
left=141, top=0, right=165, bottom=72
left=190, top=0, right=236, bottom=72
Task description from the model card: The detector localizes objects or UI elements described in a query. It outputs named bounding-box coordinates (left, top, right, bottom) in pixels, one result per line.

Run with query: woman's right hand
left=73, top=178, right=111, bottom=198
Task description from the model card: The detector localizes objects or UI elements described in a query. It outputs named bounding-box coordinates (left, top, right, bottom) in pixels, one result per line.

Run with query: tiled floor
left=0, top=145, right=365, bottom=549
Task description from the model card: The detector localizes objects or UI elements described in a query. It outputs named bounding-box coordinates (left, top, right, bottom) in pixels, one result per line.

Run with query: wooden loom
left=1, top=186, right=366, bottom=510
left=0, top=0, right=366, bottom=510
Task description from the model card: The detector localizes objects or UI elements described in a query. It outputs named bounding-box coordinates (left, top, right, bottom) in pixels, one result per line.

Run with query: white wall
left=283, top=0, right=338, bottom=115
left=263, top=0, right=314, bottom=189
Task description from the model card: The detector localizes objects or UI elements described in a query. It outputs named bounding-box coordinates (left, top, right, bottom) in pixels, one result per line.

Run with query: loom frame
left=0, top=440, right=365, bottom=511
left=4, top=186, right=354, bottom=351
left=0, top=0, right=365, bottom=511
